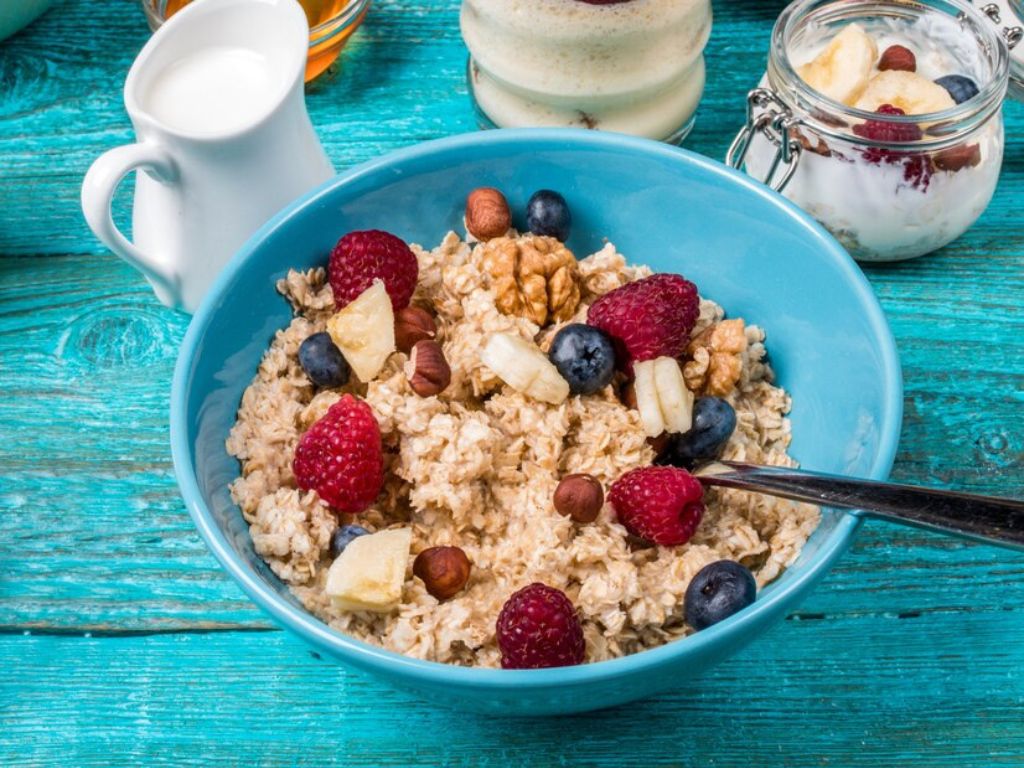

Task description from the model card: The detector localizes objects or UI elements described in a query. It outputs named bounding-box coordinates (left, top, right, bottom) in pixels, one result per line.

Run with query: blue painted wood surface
left=1, top=0, right=1023, bottom=763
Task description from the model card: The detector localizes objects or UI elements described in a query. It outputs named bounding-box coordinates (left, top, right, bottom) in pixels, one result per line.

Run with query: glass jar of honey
left=140, top=0, right=370, bottom=82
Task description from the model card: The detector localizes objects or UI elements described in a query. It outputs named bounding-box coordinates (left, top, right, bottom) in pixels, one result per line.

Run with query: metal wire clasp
left=725, top=88, right=804, bottom=193
left=978, top=3, right=1023, bottom=49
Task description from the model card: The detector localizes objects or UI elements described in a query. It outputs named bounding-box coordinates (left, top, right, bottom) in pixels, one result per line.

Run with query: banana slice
left=326, top=279, right=396, bottom=382
left=654, top=357, right=694, bottom=434
left=480, top=332, right=569, bottom=405
left=854, top=70, right=956, bottom=115
left=633, top=357, right=695, bottom=438
left=325, top=528, right=412, bottom=613
left=797, top=23, right=878, bottom=106
left=633, top=359, right=665, bottom=437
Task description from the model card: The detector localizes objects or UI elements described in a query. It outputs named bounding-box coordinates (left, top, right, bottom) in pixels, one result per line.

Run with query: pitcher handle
left=81, top=143, right=181, bottom=303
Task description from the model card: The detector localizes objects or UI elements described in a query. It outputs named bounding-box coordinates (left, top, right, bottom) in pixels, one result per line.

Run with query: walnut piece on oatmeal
left=684, top=318, right=748, bottom=396
left=480, top=234, right=582, bottom=326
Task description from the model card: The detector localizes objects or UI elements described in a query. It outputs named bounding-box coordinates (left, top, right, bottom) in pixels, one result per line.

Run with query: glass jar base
left=467, top=58, right=699, bottom=146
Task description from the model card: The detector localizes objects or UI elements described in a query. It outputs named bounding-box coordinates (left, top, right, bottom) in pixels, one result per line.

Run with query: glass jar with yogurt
left=728, top=0, right=1009, bottom=262
left=460, top=0, right=712, bottom=144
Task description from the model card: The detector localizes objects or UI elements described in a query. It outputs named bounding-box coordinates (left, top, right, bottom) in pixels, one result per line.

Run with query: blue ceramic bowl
left=171, top=129, right=902, bottom=715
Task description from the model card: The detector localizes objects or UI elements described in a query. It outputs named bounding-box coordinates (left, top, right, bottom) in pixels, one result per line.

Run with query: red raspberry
left=608, top=466, right=705, bottom=546
left=329, top=230, right=418, bottom=311
left=292, top=394, right=383, bottom=513
left=852, top=105, right=931, bottom=190
left=852, top=104, right=922, bottom=144
left=496, top=583, right=586, bottom=669
left=587, top=273, right=699, bottom=374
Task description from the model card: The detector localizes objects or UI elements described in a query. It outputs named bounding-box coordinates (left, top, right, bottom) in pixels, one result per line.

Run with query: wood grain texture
left=4, top=617, right=1024, bottom=767
left=1, top=0, right=1023, bottom=763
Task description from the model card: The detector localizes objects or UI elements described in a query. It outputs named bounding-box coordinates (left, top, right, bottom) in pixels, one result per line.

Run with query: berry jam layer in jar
left=743, top=0, right=1008, bottom=262
left=460, top=0, right=711, bottom=143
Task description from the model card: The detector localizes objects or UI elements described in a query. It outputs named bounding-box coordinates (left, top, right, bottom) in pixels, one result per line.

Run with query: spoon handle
left=696, top=461, right=1024, bottom=551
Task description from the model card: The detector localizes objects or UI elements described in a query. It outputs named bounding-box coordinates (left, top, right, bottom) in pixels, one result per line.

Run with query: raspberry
left=329, top=230, right=418, bottom=311
left=292, top=394, right=383, bottom=513
left=853, top=105, right=931, bottom=191
left=608, top=466, right=705, bottom=546
left=496, top=583, right=586, bottom=669
left=586, top=273, right=699, bottom=374
left=852, top=104, right=922, bottom=144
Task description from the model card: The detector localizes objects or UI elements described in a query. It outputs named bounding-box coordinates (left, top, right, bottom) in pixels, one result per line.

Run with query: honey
left=154, top=0, right=367, bottom=81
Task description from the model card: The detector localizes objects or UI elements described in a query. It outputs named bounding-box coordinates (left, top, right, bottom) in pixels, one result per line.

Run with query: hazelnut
left=404, top=339, right=451, bottom=397
left=413, top=546, right=472, bottom=600
left=395, top=305, right=436, bottom=354
left=465, top=187, right=512, bottom=241
left=793, top=127, right=831, bottom=158
left=934, top=143, right=981, bottom=172
left=620, top=380, right=638, bottom=410
left=647, top=432, right=670, bottom=456
left=553, top=473, right=604, bottom=523
left=878, top=44, right=917, bottom=73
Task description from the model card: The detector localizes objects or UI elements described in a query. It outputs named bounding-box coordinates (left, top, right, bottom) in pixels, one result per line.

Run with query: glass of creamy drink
left=460, top=0, right=712, bottom=143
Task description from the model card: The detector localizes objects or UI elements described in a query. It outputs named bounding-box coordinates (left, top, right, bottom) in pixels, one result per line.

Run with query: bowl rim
left=170, top=128, right=902, bottom=689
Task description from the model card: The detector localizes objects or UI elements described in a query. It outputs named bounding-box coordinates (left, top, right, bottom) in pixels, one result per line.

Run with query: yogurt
left=460, top=0, right=711, bottom=141
left=747, top=123, right=1002, bottom=260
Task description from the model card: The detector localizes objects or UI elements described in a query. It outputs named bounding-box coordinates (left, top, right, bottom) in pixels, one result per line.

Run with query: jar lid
left=974, top=0, right=1024, bottom=98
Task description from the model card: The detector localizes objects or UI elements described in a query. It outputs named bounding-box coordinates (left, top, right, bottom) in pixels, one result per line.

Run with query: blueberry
left=934, top=74, right=979, bottom=105
left=299, top=332, right=350, bottom=388
left=684, top=560, right=757, bottom=630
left=330, top=524, right=370, bottom=558
left=655, top=397, right=736, bottom=469
left=526, top=190, right=572, bottom=242
left=548, top=324, right=616, bottom=395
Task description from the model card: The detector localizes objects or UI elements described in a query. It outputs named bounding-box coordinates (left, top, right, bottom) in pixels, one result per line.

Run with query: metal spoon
left=695, top=461, right=1024, bottom=551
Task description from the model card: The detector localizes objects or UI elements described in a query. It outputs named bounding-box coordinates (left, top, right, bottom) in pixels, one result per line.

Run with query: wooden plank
left=4, top=616, right=1024, bottom=766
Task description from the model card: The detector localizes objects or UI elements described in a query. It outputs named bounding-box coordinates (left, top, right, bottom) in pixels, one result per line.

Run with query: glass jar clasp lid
left=726, top=88, right=804, bottom=193
left=975, top=3, right=1023, bottom=49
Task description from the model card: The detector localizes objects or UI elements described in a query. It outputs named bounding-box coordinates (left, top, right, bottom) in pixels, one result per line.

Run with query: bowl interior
left=172, top=129, right=901, bottom=713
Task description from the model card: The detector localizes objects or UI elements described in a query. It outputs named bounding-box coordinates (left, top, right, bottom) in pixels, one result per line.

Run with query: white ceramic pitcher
left=82, top=0, right=334, bottom=313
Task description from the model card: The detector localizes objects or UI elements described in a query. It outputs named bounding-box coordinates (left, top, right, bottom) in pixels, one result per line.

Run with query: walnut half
left=683, top=318, right=747, bottom=396
left=480, top=235, right=581, bottom=327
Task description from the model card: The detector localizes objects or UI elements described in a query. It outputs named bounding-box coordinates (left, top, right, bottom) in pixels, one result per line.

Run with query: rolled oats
left=226, top=232, right=820, bottom=667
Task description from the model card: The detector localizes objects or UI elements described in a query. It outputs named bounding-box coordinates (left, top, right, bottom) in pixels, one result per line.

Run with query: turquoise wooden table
left=2, top=0, right=1024, bottom=764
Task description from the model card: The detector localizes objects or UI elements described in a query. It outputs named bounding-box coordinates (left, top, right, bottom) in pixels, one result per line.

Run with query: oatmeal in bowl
left=226, top=185, right=820, bottom=669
